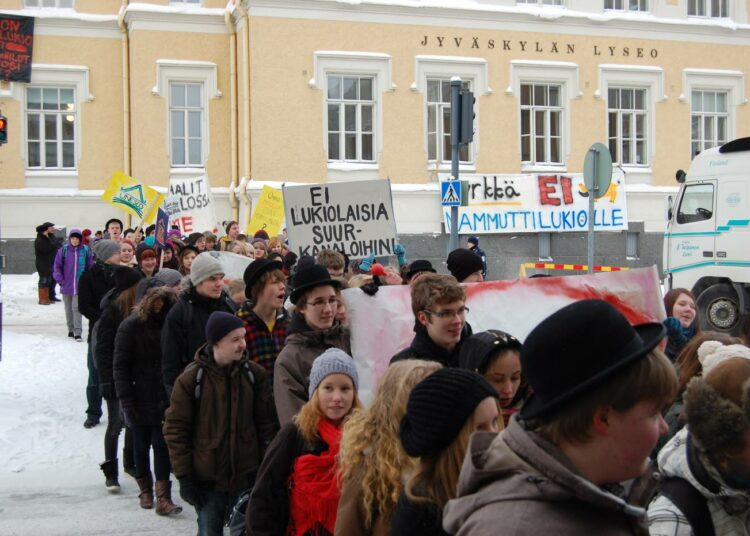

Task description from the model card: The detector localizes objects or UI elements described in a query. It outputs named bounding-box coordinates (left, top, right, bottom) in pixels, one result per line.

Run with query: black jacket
left=161, top=283, right=237, bottom=397
left=113, top=287, right=174, bottom=425
left=34, top=232, right=60, bottom=276
left=78, top=262, right=116, bottom=340
left=95, top=290, right=126, bottom=392
left=390, top=492, right=449, bottom=536
left=246, top=422, right=329, bottom=536
left=389, top=322, right=472, bottom=367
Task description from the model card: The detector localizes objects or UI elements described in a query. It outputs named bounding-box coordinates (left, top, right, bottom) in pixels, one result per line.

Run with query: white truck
left=663, top=137, right=750, bottom=336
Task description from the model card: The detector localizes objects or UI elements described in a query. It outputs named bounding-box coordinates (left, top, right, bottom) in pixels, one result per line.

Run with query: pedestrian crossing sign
left=441, top=180, right=462, bottom=207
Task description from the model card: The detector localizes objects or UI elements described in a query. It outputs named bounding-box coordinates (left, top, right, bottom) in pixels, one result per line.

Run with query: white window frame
left=508, top=60, right=580, bottom=172
left=152, top=60, right=221, bottom=174
left=520, top=82, right=565, bottom=166
left=595, top=64, right=665, bottom=183
left=604, top=0, right=648, bottom=12
left=310, top=51, right=394, bottom=182
left=24, top=0, right=74, bottom=8
left=688, top=0, right=728, bottom=18
left=517, top=0, right=564, bottom=5
left=170, top=0, right=201, bottom=4
left=607, top=87, right=648, bottom=167
left=412, top=56, right=491, bottom=173
left=681, top=69, right=745, bottom=156
left=25, top=86, right=77, bottom=171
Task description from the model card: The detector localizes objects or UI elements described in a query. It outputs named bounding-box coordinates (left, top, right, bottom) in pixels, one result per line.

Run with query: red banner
left=0, top=15, right=34, bottom=82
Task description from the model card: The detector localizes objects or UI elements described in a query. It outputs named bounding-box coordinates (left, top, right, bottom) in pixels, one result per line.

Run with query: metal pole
left=587, top=147, right=598, bottom=274
left=448, top=78, right=461, bottom=255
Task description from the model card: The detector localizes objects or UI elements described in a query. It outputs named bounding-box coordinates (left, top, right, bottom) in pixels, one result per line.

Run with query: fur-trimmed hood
left=134, top=285, right=177, bottom=322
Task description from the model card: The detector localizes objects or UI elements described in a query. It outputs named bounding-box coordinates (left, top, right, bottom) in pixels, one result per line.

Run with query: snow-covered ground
left=0, top=274, right=197, bottom=535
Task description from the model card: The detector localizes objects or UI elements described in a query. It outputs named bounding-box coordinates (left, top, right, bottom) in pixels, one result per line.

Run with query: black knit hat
left=400, top=368, right=498, bottom=458
left=205, top=311, right=245, bottom=346
left=458, top=330, right=522, bottom=374
left=290, top=263, right=341, bottom=305
left=113, top=266, right=143, bottom=292
left=405, top=259, right=436, bottom=280
left=243, top=258, right=283, bottom=299
left=446, top=248, right=484, bottom=282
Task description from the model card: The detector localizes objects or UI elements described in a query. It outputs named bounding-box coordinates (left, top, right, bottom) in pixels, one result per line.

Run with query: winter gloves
left=178, top=476, right=205, bottom=509
left=359, top=253, right=376, bottom=274
left=394, top=243, right=407, bottom=267
left=663, top=317, right=695, bottom=350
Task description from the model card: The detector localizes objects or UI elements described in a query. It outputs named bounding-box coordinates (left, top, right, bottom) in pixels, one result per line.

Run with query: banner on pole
left=0, top=15, right=34, bottom=82
left=283, top=179, right=397, bottom=259
left=101, top=171, right=164, bottom=223
left=441, top=172, right=628, bottom=234
left=247, top=185, right=285, bottom=237
left=163, top=175, right=218, bottom=235
left=155, top=207, right=169, bottom=247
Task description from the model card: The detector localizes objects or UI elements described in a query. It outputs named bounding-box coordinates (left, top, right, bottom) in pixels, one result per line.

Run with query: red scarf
left=287, top=418, right=342, bottom=536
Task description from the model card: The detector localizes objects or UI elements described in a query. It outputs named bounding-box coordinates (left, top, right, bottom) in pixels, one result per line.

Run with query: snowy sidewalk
left=1, top=275, right=196, bottom=535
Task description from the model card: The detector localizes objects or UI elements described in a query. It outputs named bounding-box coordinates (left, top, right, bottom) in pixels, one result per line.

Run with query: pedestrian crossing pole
left=448, top=78, right=462, bottom=255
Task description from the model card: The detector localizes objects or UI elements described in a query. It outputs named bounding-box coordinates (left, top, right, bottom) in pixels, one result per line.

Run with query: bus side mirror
left=667, top=195, right=674, bottom=221
left=676, top=169, right=686, bottom=183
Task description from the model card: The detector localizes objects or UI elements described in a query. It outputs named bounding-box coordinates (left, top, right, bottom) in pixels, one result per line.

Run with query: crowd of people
left=31, top=219, right=750, bottom=535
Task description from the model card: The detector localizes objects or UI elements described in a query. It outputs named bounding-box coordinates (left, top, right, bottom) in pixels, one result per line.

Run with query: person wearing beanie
left=237, top=258, right=289, bottom=390
left=136, top=243, right=159, bottom=278
left=390, top=368, right=499, bottom=536
left=34, top=221, right=62, bottom=305
left=164, top=310, right=277, bottom=536
left=390, top=273, right=472, bottom=367
left=649, top=355, right=750, bottom=535
left=466, top=235, right=487, bottom=280
left=95, top=266, right=144, bottom=493
left=105, top=218, right=123, bottom=242
left=52, top=228, right=93, bottom=341
left=160, top=241, right=179, bottom=271
left=161, top=252, right=236, bottom=398
left=443, top=299, right=678, bottom=536
left=404, top=259, right=436, bottom=285
left=186, top=232, right=206, bottom=252
left=154, top=268, right=182, bottom=289
left=78, top=238, right=123, bottom=429
left=274, top=263, right=349, bottom=426
left=113, top=282, right=182, bottom=516
left=248, top=348, right=361, bottom=536
left=446, top=248, right=485, bottom=283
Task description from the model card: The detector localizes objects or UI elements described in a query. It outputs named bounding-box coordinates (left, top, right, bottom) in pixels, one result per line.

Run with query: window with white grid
left=608, top=88, right=648, bottom=166
left=170, top=0, right=201, bottom=4
left=169, top=82, right=204, bottom=167
left=25, top=87, right=76, bottom=169
left=688, top=0, right=727, bottom=17
left=426, top=79, right=471, bottom=164
left=326, top=75, right=376, bottom=162
left=24, top=0, right=74, bottom=7
left=517, top=0, right=563, bottom=5
left=605, top=0, right=647, bottom=11
left=520, top=83, right=563, bottom=165
left=691, top=90, right=728, bottom=157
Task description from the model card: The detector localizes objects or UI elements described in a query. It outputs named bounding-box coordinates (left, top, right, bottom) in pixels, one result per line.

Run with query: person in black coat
left=160, top=253, right=236, bottom=398
left=114, top=281, right=182, bottom=515
left=78, top=239, right=121, bottom=429
left=34, top=222, right=61, bottom=304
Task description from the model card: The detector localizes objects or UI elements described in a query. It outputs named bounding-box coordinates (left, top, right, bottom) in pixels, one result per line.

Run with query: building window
left=426, top=79, right=471, bottom=164
left=24, top=0, right=73, bottom=7
left=25, top=87, right=76, bottom=169
left=688, top=0, right=727, bottom=17
left=521, top=83, right=563, bottom=165
left=605, top=0, right=647, bottom=11
left=326, top=75, right=375, bottom=162
left=169, top=82, right=203, bottom=167
left=691, top=90, right=728, bottom=157
left=517, top=0, right=563, bottom=5
left=608, top=88, right=647, bottom=166
left=170, top=0, right=201, bottom=4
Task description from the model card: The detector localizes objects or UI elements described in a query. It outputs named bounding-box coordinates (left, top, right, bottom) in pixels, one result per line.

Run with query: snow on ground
left=0, top=274, right=196, bottom=535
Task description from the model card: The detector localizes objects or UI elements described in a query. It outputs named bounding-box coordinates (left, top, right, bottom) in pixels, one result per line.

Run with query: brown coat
left=273, top=313, right=351, bottom=426
left=163, top=344, right=278, bottom=492
left=335, top=467, right=391, bottom=536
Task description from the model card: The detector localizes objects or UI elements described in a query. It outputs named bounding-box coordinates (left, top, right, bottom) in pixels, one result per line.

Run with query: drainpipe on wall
left=235, top=0, right=252, bottom=222
left=118, top=0, right=132, bottom=227
left=225, top=1, right=240, bottom=223
left=239, top=175, right=251, bottom=229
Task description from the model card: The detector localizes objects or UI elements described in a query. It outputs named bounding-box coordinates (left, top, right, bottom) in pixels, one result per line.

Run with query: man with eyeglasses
left=390, top=273, right=472, bottom=367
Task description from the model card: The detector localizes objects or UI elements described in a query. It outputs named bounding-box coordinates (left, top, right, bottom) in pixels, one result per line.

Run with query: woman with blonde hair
left=335, top=359, right=442, bottom=536
left=248, top=348, right=361, bottom=536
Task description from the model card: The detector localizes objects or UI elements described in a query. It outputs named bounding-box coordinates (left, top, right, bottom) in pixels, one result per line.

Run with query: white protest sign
left=163, top=175, right=218, bottom=234
left=283, top=179, right=398, bottom=259
left=441, top=172, right=628, bottom=234
left=343, top=266, right=664, bottom=404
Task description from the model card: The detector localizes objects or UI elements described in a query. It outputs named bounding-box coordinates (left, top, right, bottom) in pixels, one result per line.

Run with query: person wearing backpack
left=648, top=352, right=750, bottom=536
left=53, top=228, right=93, bottom=341
left=163, top=311, right=278, bottom=536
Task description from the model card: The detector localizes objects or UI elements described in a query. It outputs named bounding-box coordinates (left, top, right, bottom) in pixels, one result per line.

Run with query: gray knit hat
left=190, top=252, right=225, bottom=286
left=93, top=239, right=120, bottom=262
left=308, top=348, right=359, bottom=397
left=155, top=268, right=183, bottom=288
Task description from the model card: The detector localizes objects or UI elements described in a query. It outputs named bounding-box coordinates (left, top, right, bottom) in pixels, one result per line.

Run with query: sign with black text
left=0, top=15, right=34, bottom=82
left=163, top=175, right=218, bottom=234
left=283, top=179, right=398, bottom=259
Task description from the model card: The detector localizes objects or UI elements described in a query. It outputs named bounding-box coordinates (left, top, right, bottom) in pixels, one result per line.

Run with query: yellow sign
left=247, top=185, right=285, bottom=237
left=101, top=171, right=164, bottom=223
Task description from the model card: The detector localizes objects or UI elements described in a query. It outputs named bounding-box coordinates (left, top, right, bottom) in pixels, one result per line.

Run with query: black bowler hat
left=405, top=259, right=436, bottom=280
left=243, top=258, right=283, bottom=299
left=519, top=299, right=666, bottom=421
left=290, top=264, right=341, bottom=305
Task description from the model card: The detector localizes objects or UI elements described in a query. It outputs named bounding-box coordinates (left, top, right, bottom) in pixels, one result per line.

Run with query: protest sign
left=155, top=207, right=169, bottom=248
left=442, top=172, right=628, bottom=234
left=343, top=266, right=663, bottom=404
left=163, top=175, right=218, bottom=234
left=247, top=185, right=284, bottom=237
left=101, top=171, right=163, bottom=223
left=0, top=15, right=34, bottom=82
left=283, top=179, right=397, bottom=259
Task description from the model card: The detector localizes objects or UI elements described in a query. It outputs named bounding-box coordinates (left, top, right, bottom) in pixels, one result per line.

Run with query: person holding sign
left=273, top=264, right=351, bottom=426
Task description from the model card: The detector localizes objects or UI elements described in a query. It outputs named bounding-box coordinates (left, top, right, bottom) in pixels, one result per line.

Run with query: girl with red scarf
left=247, top=348, right=361, bottom=536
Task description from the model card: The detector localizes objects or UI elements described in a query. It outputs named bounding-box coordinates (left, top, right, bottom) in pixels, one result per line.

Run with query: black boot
left=99, top=459, right=120, bottom=493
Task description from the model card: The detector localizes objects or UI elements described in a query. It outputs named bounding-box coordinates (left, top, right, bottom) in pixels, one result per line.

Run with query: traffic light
left=0, top=115, right=7, bottom=145
left=459, top=90, right=475, bottom=145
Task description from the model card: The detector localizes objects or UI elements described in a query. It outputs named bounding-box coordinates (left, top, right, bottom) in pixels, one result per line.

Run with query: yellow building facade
left=1, top=0, right=749, bottom=238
